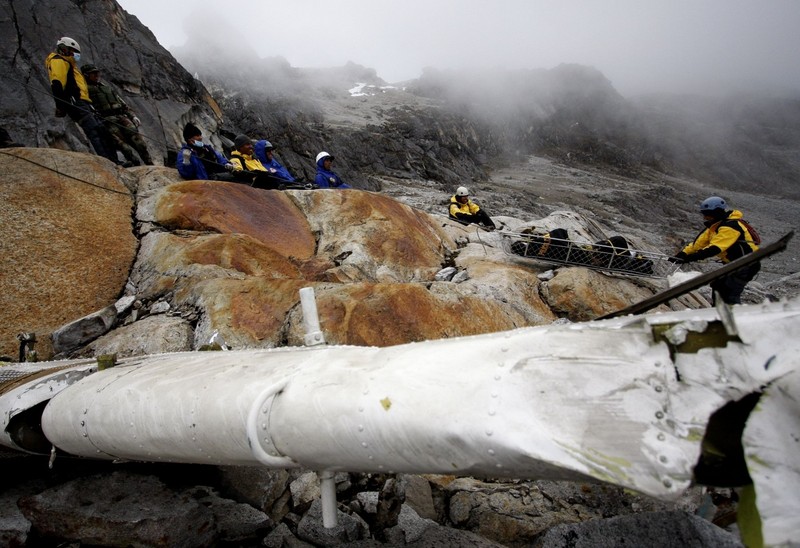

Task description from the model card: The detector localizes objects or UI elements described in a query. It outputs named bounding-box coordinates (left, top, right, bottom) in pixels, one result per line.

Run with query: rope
left=5, top=71, right=182, bottom=157
left=0, top=150, right=132, bottom=196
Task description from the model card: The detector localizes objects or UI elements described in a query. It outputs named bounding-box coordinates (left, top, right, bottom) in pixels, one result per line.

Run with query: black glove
left=668, top=252, right=688, bottom=264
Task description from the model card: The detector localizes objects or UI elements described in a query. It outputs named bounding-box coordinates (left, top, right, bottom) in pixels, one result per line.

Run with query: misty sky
left=117, top=0, right=800, bottom=97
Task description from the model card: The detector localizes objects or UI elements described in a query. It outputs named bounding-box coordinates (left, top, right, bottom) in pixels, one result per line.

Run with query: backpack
left=738, top=219, right=762, bottom=245
left=723, top=218, right=761, bottom=245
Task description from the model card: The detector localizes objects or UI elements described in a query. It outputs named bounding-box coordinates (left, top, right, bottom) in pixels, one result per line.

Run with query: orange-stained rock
left=130, top=232, right=302, bottom=299
left=176, top=278, right=312, bottom=349
left=286, top=282, right=529, bottom=348
left=287, top=190, right=452, bottom=282
left=0, top=149, right=136, bottom=358
left=541, top=267, right=654, bottom=321
left=153, top=182, right=316, bottom=260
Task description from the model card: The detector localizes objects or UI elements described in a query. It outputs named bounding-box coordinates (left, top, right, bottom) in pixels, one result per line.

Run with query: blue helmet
left=699, top=196, right=727, bottom=214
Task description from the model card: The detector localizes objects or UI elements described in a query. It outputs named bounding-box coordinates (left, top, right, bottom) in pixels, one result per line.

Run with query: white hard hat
left=316, top=151, right=333, bottom=163
left=57, top=36, right=81, bottom=52
left=456, top=186, right=469, bottom=197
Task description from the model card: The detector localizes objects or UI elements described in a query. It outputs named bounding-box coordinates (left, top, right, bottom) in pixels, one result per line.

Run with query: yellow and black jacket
left=45, top=52, right=90, bottom=107
left=449, top=195, right=481, bottom=219
left=680, top=210, right=759, bottom=263
left=230, top=151, right=267, bottom=172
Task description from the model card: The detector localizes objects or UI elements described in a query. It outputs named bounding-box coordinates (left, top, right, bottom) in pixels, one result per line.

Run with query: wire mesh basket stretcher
left=499, top=229, right=681, bottom=278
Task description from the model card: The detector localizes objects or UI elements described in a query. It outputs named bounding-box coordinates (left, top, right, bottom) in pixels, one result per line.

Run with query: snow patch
left=348, top=82, right=397, bottom=97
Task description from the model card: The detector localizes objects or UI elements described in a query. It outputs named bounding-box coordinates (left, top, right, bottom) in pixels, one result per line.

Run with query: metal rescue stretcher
left=499, top=229, right=681, bottom=278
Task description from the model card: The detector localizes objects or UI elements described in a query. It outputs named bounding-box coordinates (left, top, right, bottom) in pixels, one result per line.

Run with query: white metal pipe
left=318, top=470, right=338, bottom=528
left=299, top=287, right=325, bottom=347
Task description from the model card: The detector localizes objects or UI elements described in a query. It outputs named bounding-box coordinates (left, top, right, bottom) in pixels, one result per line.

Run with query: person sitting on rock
left=81, top=64, right=153, bottom=165
left=254, top=139, right=298, bottom=183
left=314, top=151, right=351, bottom=188
left=229, top=134, right=287, bottom=189
left=669, top=195, right=760, bottom=305
left=176, top=122, right=236, bottom=181
left=448, top=186, right=496, bottom=229
left=44, top=36, right=117, bottom=163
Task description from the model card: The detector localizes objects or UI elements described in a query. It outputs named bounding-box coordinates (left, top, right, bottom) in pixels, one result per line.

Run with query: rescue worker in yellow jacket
left=44, top=37, right=117, bottom=163
left=448, top=186, right=496, bottom=229
left=229, top=134, right=293, bottom=189
left=670, top=196, right=760, bottom=305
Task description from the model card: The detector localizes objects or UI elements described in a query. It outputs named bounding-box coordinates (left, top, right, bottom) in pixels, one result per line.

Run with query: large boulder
left=17, top=472, right=217, bottom=547
left=0, top=149, right=136, bottom=358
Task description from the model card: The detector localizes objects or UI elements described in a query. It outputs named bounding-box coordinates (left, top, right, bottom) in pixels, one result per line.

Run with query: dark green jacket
left=87, top=81, right=129, bottom=117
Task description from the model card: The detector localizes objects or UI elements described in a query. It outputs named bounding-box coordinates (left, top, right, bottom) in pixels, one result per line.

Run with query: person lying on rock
left=448, top=186, right=496, bottom=230
left=81, top=64, right=153, bottom=166
left=176, top=122, right=236, bottom=181
left=228, top=134, right=292, bottom=189
left=668, top=196, right=760, bottom=305
left=254, top=139, right=300, bottom=183
left=314, top=151, right=351, bottom=188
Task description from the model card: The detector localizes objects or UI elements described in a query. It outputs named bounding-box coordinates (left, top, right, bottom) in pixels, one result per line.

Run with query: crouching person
left=669, top=196, right=760, bottom=304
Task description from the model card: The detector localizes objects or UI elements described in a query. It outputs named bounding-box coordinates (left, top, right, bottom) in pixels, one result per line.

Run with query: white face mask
left=192, top=140, right=205, bottom=148
left=73, top=53, right=81, bottom=62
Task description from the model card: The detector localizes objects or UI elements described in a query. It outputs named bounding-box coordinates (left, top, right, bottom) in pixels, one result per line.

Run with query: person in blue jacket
left=314, top=151, right=351, bottom=189
left=176, top=122, right=235, bottom=180
left=254, top=139, right=297, bottom=183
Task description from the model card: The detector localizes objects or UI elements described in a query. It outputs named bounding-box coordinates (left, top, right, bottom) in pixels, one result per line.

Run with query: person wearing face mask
left=176, top=122, right=236, bottom=180
left=44, top=36, right=117, bottom=163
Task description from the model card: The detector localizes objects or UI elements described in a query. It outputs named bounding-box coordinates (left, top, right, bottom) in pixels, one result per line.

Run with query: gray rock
left=87, top=314, right=193, bottom=357
left=405, top=524, right=507, bottom=547
left=217, top=467, right=296, bottom=524
left=290, top=471, right=321, bottom=512
left=296, top=499, right=369, bottom=545
left=185, top=486, right=271, bottom=544
left=51, top=305, right=117, bottom=355
left=399, top=474, right=438, bottom=521
left=114, top=295, right=137, bottom=315
left=0, top=489, right=31, bottom=547
left=17, top=471, right=216, bottom=547
left=451, top=270, right=470, bottom=283
left=534, top=510, right=743, bottom=548
left=434, top=266, right=457, bottom=281
left=262, top=522, right=315, bottom=548
left=356, top=491, right=380, bottom=514
left=149, top=300, right=171, bottom=314
left=387, top=504, right=437, bottom=543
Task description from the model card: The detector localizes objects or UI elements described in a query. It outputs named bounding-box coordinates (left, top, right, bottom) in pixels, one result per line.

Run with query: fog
left=117, top=0, right=800, bottom=97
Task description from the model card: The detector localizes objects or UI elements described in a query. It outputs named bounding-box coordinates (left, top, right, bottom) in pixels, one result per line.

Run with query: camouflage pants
left=104, top=115, right=152, bottom=165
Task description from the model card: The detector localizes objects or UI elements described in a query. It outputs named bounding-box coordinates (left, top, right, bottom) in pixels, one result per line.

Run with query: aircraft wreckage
left=2, top=287, right=799, bottom=545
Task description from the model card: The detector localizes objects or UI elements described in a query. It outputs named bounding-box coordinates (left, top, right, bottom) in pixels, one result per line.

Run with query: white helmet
left=456, top=186, right=469, bottom=197
left=57, top=36, right=81, bottom=52
left=316, top=151, right=333, bottom=163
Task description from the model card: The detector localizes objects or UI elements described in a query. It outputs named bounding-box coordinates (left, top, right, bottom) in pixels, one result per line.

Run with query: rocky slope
left=1, top=0, right=799, bottom=546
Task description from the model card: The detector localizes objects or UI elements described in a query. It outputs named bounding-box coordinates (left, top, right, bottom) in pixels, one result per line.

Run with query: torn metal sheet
left=1, top=298, right=797, bottom=544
